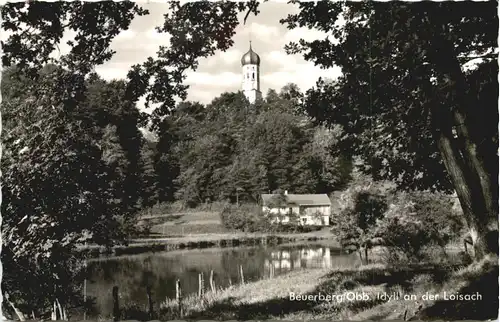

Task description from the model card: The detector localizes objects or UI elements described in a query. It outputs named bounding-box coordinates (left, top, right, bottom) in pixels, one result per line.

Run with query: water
left=85, top=243, right=360, bottom=317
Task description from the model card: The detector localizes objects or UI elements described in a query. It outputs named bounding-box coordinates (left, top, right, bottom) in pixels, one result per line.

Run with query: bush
left=219, top=204, right=324, bottom=233
left=410, top=191, right=466, bottom=243
left=220, top=204, right=270, bottom=232
left=270, top=224, right=323, bottom=233
left=375, top=192, right=466, bottom=263
left=330, top=188, right=388, bottom=251
left=377, top=217, right=435, bottom=263
left=331, top=182, right=466, bottom=264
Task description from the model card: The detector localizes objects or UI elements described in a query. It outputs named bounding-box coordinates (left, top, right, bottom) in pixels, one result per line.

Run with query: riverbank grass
left=151, top=256, right=498, bottom=321
left=158, top=268, right=334, bottom=320
left=143, top=211, right=228, bottom=236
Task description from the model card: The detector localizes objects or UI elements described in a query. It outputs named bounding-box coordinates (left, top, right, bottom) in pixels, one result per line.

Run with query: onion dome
left=241, top=42, right=260, bottom=66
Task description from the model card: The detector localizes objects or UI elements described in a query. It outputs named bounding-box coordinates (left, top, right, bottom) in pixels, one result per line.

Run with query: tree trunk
left=430, top=105, right=493, bottom=260
left=436, top=39, right=497, bottom=223
left=424, top=15, right=498, bottom=260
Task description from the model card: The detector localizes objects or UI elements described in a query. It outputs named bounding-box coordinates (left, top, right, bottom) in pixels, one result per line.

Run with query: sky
left=3, top=1, right=490, bottom=110
left=90, top=1, right=342, bottom=107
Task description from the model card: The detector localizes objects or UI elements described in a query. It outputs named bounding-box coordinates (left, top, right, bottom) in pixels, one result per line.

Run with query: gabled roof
left=261, top=194, right=332, bottom=207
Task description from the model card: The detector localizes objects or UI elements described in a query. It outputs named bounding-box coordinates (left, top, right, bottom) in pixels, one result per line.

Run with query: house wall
left=262, top=206, right=299, bottom=223
left=299, top=205, right=331, bottom=226
left=263, top=205, right=330, bottom=226
left=300, top=205, right=330, bottom=216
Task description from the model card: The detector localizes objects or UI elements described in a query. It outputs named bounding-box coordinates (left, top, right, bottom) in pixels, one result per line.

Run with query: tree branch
left=458, top=53, right=497, bottom=63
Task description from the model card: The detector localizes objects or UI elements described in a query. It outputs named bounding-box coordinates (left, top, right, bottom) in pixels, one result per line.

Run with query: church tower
left=241, top=41, right=262, bottom=104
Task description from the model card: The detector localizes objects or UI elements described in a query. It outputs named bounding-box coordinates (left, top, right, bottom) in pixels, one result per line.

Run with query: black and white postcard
left=1, top=1, right=498, bottom=321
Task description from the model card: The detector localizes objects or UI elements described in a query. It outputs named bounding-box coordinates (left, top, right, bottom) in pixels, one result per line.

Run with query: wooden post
left=176, top=279, right=183, bottom=318
left=201, top=272, right=205, bottom=295
left=84, top=241, right=88, bottom=321
left=112, top=286, right=120, bottom=321
left=198, top=272, right=205, bottom=297
left=210, top=270, right=215, bottom=293
left=4, top=293, right=26, bottom=321
left=83, top=278, right=87, bottom=320
left=56, top=299, right=64, bottom=321
left=198, top=273, right=202, bottom=296
left=51, top=301, right=57, bottom=320
left=228, top=277, right=232, bottom=287
left=146, top=285, right=154, bottom=319
left=239, top=265, right=245, bottom=284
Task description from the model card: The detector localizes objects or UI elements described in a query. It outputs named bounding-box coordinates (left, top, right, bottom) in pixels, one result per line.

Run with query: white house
left=261, top=191, right=332, bottom=226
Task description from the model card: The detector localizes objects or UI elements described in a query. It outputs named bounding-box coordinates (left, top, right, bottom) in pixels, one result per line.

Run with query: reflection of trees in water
left=87, top=251, right=227, bottom=316
left=86, top=246, right=360, bottom=317
left=88, top=258, right=153, bottom=316
left=221, top=247, right=268, bottom=284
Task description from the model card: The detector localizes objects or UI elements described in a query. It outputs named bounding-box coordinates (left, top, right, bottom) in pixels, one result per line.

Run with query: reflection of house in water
left=300, top=247, right=331, bottom=269
left=264, top=247, right=332, bottom=274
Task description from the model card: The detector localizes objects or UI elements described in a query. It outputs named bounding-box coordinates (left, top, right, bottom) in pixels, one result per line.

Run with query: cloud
left=220, top=49, right=244, bottom=65
left=144, top=27, right=170, bottom=41
left=33, top=1, right=345, bottom=107
left=115, top=29, right=137, bottom=40
left=263, top=50, right=300, bottom=72
left=204, top=48, right=243, bottom=68
left=94, top=66, right=129, bottom=81
left=283, top=27, right=329, bottom=44
left=241, top=22, right=281, bottom=43
left=262, top=62, right=341, bottom=94
left=189, top=90, right=220, bottom=104
left=185, top=71, right=241, bottom=88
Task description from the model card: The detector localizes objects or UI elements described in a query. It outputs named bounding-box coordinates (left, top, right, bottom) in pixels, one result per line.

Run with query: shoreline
left=78, top=231, right=339, bottom=258
left=108, top=255, right=497, bottom=321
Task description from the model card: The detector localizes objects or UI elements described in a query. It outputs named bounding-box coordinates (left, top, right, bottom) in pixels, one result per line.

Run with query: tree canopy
left=162, top=90, right=351, bottom=207
left=1, top=1, right=498, bottom=317
left=282, top=1, right=498, bottom=258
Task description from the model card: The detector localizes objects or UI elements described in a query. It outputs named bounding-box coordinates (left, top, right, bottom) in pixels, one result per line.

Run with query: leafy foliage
left=167, top=90, right=351, bottom=207
left=1, top=66, right=150, bottom=317
left=2, top=2, right=148, bottom=76
left=4, top=0, right=496, bottom=316
left=219, top=204, right=269, bottom=233
left=330, top=174, right=390, bottom=250
left=1, top=66, right=131, bottom=314
left=282, top=1, right=498, bottom=258
left=373, top=192, right=465, bottom=262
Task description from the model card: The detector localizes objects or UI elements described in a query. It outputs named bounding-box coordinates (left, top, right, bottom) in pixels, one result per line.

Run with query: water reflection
left=263, top=247, right=350, bottom=275
left=87, top=244, right=359, bottom=317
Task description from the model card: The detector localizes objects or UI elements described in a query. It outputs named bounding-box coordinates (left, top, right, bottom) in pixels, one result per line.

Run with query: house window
left=252, top=72, right=255, bottom=80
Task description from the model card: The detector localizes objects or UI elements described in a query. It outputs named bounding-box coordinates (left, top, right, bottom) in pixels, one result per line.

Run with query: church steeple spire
left=241, top=42, right=260, bottom=66
left=241, top=41, right=261, bottom=104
